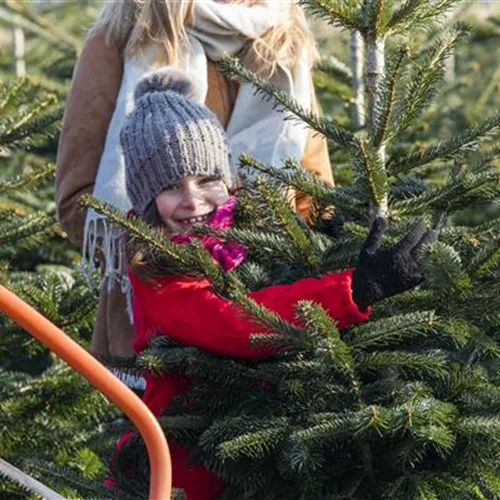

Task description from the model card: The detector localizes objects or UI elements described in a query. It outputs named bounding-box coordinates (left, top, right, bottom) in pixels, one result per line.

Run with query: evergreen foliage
left=91, top=1, right=500, bottom=499
left=0, top=1, right=498, bottom=499
left=0, top=3, right=118, bottom=498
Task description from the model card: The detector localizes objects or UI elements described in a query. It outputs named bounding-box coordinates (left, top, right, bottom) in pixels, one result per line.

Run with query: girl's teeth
left=181, top=213, right=211, bottom=225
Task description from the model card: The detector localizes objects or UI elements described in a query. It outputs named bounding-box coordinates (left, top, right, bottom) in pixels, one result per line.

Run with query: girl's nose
left=180, top=184, right=201, bottom=209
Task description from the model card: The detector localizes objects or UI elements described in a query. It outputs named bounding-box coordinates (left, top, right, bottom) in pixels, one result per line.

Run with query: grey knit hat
left=120, top=68, right=233, bottom=216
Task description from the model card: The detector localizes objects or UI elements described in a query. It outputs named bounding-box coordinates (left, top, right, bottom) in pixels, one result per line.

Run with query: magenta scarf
left=170, top=196, right=248, bottom=271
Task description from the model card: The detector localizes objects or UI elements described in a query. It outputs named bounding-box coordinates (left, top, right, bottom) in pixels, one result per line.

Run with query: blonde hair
left=89, top=0, right=317, bottom=75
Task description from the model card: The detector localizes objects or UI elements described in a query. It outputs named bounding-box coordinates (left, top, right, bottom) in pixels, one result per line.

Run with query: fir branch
left=3, top=0, right=80, bottom=53
left=199, top=415, right=289, bottom=455
left=388, top=124, right=500, bottom=179
left=388, top=23, right=469, bottom=144
left=233, top=261, right=271, bottom=292
left=295, top=405, right=392, bottom=445
left=194, top=224, right=294, bottom=262
left=315, top=54, right=353, bottom=86
left=239, top=155, right=363, bottom=214
left=0, top=212, right=56, bottom=246
left=261, top=359, right=328, bottom=381
left=467, top=234, right=500, bottom=276
left=217, top=427, right=288, bottom=460
left=468, top=145, right=500, bottom=171
left=395, top=395, right=456, bottom=431
left=355, top=350, right=448, bottom=378
left=295, top=301, right=356, bottom=375
left=219, top=56, right=358, bottom=150
left=387, top=0, right=460, bottom=34
left=391, top=166, right=500, bottom=215
left=0, top=97, right=60, bottom=145
left=350, top=311, right=437, bottom=350
left=159, top=415, right=210, bottom=443
left=412, top=424, right=457, bottom=455
left=362, top=0, right=394, bottom=39
left=78, top=194, right=219, bottom=281
left=298, top=0, right=361, bottom=32
left=139, top=341, right=268, bottom=389
left=255, top=179, right=319, bottom=268
left=371, top=45, right=410, bottom=147
left=293, top=411, right=361, bottom=445
left=424, top=242, right=470, bottom=296
left=457, top=417, right=500, bottom=441
left=389, top=113, right=500, bottom=173
left=312, top=70, right=352, bottom=102
left=231, top=291, right=310, bottom=350
left=9, top=107, right=64, bottom=149
left=190, top=239, right=230, bottom=294
left=0, top=78, right=25, bottom=113
left=219, top=55, right=391, bottom=211
left=0, top=164, right=55, bottom=193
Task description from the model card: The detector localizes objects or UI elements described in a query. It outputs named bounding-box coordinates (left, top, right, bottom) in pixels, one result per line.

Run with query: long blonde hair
left=89, top=0, right=317, bottom=75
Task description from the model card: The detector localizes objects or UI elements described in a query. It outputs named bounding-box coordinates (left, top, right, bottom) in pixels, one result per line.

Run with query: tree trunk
left=12, top=25, right=25, bottom=77
left=365, top=36, right=388, bottom=219
left=350, top=30, right=365, bottom=129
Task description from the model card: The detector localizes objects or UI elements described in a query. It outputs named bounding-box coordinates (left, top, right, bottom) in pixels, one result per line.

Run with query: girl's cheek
left=204, top=183, right=229, bottom=205
left=155, top=197, right=177, bottom=221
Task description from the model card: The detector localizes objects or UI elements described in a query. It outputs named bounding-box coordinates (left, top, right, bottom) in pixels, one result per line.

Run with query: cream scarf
left=82, top=0, right=312, bottom=301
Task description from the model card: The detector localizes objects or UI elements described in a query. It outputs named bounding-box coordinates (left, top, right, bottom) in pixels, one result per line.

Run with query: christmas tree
left=0, top=2, right=119, bottom=498
left=87, top=0, right=500, bottom=498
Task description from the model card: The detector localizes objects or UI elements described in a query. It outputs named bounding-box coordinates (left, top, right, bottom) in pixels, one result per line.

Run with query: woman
left=55, top=0, right=333, bottom=358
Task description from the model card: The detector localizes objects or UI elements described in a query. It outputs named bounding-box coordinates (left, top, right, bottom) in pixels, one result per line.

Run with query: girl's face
left=155, top=175, right=229, bottom=233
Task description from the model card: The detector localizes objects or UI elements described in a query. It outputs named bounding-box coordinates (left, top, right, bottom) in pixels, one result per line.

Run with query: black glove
left=352, top=217, right=436, bottom=310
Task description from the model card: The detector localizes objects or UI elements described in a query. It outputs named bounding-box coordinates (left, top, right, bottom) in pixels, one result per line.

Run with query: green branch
left=389, top=113, right=500, bottom=174
left=371, top=45, right=409, bottom=147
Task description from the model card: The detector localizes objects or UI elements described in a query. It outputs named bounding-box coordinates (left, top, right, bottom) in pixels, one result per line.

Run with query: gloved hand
left=352, top=217, right=436, bottom=311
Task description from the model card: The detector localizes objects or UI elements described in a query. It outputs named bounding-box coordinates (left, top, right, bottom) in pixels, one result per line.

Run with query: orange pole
left=0, top=285, right=171, bottom=500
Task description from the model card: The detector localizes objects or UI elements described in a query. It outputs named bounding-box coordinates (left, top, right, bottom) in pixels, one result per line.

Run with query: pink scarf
left=170, top=196, right=247, bottom=271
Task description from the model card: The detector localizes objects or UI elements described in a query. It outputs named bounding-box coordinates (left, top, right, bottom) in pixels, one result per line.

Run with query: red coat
left=129, top=268, right=370, bottom=500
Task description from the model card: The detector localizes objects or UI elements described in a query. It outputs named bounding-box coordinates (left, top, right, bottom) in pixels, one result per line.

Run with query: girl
left=55, top=0, right=333, bottom=359
left=113, top=68, right=433, bottom=500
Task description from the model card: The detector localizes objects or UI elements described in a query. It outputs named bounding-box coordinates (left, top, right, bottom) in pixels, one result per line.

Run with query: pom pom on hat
left=134, top=67, right=198, bottom=103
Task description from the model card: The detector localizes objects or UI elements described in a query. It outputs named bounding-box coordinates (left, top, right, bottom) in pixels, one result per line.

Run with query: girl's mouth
left=176, top=211, right=214, bottom=227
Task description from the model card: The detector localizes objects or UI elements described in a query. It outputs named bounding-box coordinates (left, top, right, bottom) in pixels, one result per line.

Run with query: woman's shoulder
left=80, top=29, right=122, bottom=62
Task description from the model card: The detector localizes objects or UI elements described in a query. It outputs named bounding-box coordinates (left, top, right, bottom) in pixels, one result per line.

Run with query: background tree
left=0, top=2, right=119, bottom=498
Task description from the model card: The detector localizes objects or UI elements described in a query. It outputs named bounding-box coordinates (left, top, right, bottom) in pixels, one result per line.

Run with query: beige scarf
left=82, top=0, right=312, bottom=304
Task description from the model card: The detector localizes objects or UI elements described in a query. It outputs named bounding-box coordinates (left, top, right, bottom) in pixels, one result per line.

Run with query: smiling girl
left=111, top=68, right=433, bottom=499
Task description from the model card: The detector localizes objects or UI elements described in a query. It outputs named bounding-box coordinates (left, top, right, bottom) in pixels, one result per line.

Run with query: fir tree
left=0, top=84, right=116, bottom=498
left=0, top=3, right=117, bottom=497
left=91, top=1, right=500, bottom=499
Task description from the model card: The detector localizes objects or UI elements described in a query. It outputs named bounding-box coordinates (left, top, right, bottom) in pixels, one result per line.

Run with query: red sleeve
left=130, top=269, right=370, bottom=359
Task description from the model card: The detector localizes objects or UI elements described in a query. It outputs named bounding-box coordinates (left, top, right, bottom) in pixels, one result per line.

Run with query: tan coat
left=56, top=32, right=333, bottom=358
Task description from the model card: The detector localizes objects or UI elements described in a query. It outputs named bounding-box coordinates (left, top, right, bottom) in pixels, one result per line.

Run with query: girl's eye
left=163, top=184, right=179, bottom=192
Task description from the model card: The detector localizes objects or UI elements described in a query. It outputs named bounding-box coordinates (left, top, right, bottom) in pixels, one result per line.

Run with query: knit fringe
left=110, top=368, right=146, bottom=391
left=80, top=212, right=134, bottom=325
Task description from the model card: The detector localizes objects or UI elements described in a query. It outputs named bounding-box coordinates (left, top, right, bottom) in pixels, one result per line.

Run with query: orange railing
left=0, top=285, right=172, bottom=500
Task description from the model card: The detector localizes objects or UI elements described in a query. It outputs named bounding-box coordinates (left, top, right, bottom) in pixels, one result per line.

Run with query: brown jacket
left=56, top=33, right=333, bottom=358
